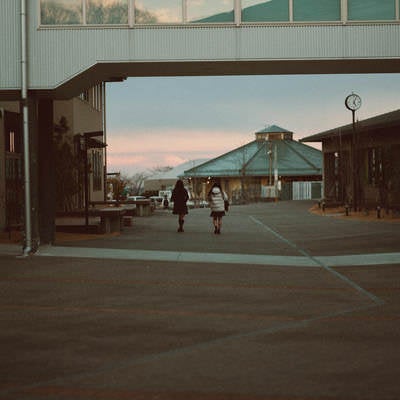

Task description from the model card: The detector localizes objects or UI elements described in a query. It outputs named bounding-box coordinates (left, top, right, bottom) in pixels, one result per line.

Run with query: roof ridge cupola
left=255, top=124, right=293, bottom=141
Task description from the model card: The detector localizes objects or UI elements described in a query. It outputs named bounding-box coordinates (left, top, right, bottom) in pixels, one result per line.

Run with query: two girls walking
left=171, top=180, right=229, bottom=234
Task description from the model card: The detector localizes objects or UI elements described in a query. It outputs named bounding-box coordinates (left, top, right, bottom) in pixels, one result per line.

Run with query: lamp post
left=80, top=135, right=89, bottom=231
left=267, top=141, right=272, bottom=186
left=273, top=143, right=278, bottom=201
left=345, top=93, right=362, bottom=211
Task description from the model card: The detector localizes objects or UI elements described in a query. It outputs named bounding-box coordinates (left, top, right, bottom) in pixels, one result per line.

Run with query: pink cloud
left=107, top=127, right=250, bottom=153
left=105, top=127, right=251, bottom=174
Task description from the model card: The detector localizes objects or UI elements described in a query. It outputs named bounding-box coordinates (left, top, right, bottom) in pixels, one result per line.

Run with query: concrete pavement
left=0, top=201, right=399, bottom=399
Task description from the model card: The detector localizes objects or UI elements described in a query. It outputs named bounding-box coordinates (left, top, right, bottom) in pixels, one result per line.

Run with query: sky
left=105, top=73, right=400, bottom=176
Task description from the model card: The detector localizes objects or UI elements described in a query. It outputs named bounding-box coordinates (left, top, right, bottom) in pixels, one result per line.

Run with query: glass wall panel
left=187, top=0, right=234, bottom=23
left=134, top=0, right=182, bottom=24
left=293, top=0, right=340, bottom=21
left=86, top=0, right=128, bottom=24
left=40, top=0, right=83, bottom=25
left=242, top=0, right=289, bottom=22
left=348, top=0, right=396, bottom=20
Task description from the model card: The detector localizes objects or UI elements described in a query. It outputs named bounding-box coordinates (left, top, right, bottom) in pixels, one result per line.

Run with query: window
left=368, top=147, right=383, bottom=186
left=38, top=0, right=400, bottom=26
left=348, top=0, right=396, bottom=21
left=9, top=131, right=15, bottom=153
left=242, top=0, right=289, bottom=22
left=389, top=145, right=400, bottom=192
left=79, top=90, right=89, bottom=102
left=187, top=0, right=234, bottom=23
left=5, top=158, right=22, bottom=180
left=241, top=0, right=289, bottom=22
left=293, top=0, right=340, bottom=21
left=79, top=85, right=103, bottom=110
left=40, top=0, right=83, bottom=25
left=86, top=0, right=128, bottom=24
left=134, top=0, right=182, bottom=24
left=92, top=84, right=104, bottom=111
left=92, top=150, right=103, bottom=191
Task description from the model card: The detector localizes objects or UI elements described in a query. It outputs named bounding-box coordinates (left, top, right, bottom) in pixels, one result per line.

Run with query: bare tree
left=110, top=166, right=174, bottom=198
left=148, top=165, right=173, bottom=176
left=124, top=171, right=151, bottom=196
left=53, top=116, right=82, bottom=211
left=107, top=173, right=129, bottom=201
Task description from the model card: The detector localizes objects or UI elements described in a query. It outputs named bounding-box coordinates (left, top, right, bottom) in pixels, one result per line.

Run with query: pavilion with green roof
left=181, top=125, right=322, bottom=203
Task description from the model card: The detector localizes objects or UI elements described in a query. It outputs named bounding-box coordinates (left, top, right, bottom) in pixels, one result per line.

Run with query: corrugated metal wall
left=1, top=0, right=400, bottom=91
left=0, top=0, right=21, bottom=90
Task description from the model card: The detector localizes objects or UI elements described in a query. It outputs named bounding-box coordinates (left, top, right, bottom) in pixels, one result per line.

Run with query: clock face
left=345, top=94, right=362, bottom=111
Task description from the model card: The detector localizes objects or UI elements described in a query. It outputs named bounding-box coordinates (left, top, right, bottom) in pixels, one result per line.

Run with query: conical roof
left=244, top=140, right=322, bottom=176
left=255, top=125, right=292, bottom=134
left=182, top=132, right=322, bottom=178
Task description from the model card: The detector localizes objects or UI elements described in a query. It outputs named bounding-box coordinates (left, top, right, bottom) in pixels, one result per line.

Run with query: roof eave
left=301, top=108, right=400, bottom=143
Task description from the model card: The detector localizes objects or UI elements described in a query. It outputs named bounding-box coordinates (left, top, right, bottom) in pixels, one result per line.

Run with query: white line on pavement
left=1, top=243, right=398, bottom=268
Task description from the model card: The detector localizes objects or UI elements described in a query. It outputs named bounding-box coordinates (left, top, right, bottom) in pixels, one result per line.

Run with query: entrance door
left=4, top=111, right=23, bottom=228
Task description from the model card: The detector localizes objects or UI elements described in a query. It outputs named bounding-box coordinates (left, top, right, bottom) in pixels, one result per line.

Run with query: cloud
left=164, top=154, right=188, bottom=166
left=107, top=153, right=146, bottom=166
left=107, top=127, right=250, bottom=153
left=105, top=127, right=251, bottom=174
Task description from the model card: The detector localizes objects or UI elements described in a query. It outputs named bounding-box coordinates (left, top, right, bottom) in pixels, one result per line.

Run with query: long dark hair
left=174, top=179, right=185, bottom=191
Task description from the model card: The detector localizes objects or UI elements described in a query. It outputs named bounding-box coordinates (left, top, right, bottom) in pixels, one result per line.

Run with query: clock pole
left=352, top=108, right=358, bottom=212
left=345, top=93, right=362, bottom=212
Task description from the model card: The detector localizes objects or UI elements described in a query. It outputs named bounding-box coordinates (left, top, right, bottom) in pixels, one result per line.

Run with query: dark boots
left=178, top=218, right=184, bottom=232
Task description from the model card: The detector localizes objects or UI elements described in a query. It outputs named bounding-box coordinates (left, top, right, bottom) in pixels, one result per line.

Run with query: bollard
left=345, top=204, right=350, bottom=216
left=376, top=205, right=381, bottom=219
left=322, top=201, right=326, bottom=212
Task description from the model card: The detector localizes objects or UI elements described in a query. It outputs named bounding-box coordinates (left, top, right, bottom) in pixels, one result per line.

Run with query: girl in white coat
left=208, top=183, right=228, bottom=234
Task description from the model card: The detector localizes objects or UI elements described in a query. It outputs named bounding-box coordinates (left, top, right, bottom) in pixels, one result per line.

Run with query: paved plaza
left=0, top=201, right=399, bottom=400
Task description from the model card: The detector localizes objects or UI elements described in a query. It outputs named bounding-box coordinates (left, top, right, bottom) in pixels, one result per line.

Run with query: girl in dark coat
left=171, top=179, right=189, bottom=232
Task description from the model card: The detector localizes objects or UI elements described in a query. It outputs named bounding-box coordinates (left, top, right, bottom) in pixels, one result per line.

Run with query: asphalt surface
left=0, top=200, right=399, bottom=400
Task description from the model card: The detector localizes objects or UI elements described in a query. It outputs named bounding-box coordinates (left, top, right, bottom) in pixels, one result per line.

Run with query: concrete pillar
left=0, top=109, right=5, bottom=231
left=27, top=97, right=55, bottom=248
left=27, top=97, right=40, bottom=250
left=38, top=99, right=55, bottom=244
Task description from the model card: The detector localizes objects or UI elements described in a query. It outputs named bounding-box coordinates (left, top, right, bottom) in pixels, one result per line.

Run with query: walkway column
left=27, top=97, right=40, bottom=251
left=38, top=99, right=55, bottom=244
left=27, top=97, right=55, bottom=249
